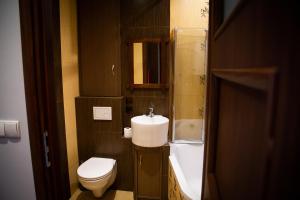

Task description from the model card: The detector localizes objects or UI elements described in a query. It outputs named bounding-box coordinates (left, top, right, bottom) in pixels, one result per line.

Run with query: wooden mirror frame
left=127, top=38, right=169, bottom=89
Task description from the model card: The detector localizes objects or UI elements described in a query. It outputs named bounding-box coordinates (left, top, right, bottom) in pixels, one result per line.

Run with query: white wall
left=0, top=0, right=36, bottom=199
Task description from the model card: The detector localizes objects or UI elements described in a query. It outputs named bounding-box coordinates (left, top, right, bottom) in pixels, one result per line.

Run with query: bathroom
left=60, top=0, right=208, bottom=199
left=1, top=0, right=299, bottom=200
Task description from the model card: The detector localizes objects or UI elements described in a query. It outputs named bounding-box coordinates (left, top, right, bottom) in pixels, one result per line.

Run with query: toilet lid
left=77, top=157, right=116, bottom=179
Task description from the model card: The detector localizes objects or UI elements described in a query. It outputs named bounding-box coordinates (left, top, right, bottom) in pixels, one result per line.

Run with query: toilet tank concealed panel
left=75, top=97, right=133, bottom=190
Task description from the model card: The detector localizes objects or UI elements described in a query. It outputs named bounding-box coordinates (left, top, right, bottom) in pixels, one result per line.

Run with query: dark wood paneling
left=20, top=0, right=70, bottom=199
left=206, top=68, right=277, bottom=200
left=122, top=27, right=170, bottom=40
left=77, top=0, right=121, bottom=96
left=136, top=149, right=162, bottom=199
left=120, top=0, right=171, bottom=140
left=76, top=0, right=171, bottom=193
left=123, top=95, right=169, bottom=128
left=120, top=0, right=170, bottom=29
left=133, top=145, right=169, bottom=200
left=19, top=0, right=48, bottom=198
left=204, top=0, right=300, bottom=199
left=216, top=80, right=267, bottom=200
left=132, top=96, right=169, bottom=116
left=75, top=97, right=133, bottom=190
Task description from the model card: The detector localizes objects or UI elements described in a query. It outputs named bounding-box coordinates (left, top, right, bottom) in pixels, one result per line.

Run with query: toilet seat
left=78, top=170, right=112, bottom=182
left=77, top=157, right=116, bottom=180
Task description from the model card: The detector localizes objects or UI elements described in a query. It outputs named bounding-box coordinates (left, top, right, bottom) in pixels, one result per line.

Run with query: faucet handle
left=149, top=107, right=154, bottom=112
left=148, top=107, right=154, bottom=117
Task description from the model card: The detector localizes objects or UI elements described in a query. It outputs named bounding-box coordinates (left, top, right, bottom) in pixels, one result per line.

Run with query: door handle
left=112, top=64, right=115, bottom=76
left=139, top=155, right=142, bottom=166
left=43, top=131, right=51, bottom=168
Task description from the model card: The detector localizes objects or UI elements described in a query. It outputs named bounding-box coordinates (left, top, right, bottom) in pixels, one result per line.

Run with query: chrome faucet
left=148, top=107, right=154, bottom=117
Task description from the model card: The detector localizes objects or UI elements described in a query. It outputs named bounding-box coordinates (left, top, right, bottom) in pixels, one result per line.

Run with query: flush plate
left=93, top=107, right=112, bottom=120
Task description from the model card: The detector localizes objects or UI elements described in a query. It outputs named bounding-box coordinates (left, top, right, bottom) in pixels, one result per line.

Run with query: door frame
left=202, top=1, right=249, bottom=199
left=19, top=0, right=70, bottom=199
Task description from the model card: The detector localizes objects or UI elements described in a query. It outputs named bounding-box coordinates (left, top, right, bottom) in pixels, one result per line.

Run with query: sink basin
left=131, top=115, right=169, bottom=147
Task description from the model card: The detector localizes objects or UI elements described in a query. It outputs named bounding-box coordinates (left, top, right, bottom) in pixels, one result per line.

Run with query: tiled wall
left=60, top=0, right=80, bottom=195
left=170, top=0, right=209, bottom=30
left=171, top=0, right=209, bottom=140
left=171, top=0, right=209, bottom=120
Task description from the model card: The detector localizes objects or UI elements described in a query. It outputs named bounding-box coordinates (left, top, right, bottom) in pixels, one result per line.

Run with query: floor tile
left=70, top=189, right=133, bottom=200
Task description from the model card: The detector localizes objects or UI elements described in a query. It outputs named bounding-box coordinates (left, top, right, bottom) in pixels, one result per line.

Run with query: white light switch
left=0, top=122, right=5, bottom=137
left=4, top=121, right=20, bottom=138
left=0, top=120, right=20, bottom=138
left=93, top=107, right=112, bottom=120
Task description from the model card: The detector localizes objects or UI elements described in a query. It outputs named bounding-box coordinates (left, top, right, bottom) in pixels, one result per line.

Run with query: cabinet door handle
left=139, top=155, right=142, bottom=166
left=112, top=64, right=115, bottom=76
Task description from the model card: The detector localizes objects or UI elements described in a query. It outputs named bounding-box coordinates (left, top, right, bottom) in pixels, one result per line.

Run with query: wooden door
left=134, top=146, right=162, bottom=200
left=20, top=0, right=70, bottom=199
left=77, top=0, right=121, bottom=96
left=204, top=0, right=300, bottom=200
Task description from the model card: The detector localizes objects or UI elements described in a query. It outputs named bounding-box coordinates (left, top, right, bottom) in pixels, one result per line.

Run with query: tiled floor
left=70, top=189, right=134, bottom=200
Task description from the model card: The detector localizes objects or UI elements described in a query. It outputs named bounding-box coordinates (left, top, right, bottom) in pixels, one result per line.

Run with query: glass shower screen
left=173, top=28, right=208, bottom=142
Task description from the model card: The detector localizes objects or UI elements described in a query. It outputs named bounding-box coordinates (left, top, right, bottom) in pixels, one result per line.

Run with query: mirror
left=129, top=39, right=168, bottom=89
left=133, top=42, right=161, bottom=84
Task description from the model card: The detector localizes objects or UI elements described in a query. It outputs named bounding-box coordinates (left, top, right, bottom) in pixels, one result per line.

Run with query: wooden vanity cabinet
left=133, top=145, right=169, bottom=200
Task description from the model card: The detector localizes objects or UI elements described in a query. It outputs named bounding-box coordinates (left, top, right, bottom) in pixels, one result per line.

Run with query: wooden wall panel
left=204, top=1, right=300, bottom=199
left=123, top=95, right=169, bottom=127
left=120, top=0, right=170, bottom=29
left=216, top=80, right=267, bottom=200
left=205, top=68, right=277, bottom=200
left=77, top=0, right=121, bottom=96
left=120, top=0, right=171, bottom=136
left=75, top=97, right=133, bottom=190
left=75, top=0, right=171, bottom=193
left=20, top=0, right=71, bottom=198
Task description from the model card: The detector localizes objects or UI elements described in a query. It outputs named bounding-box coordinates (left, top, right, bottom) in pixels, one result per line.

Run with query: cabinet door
left=77, top=0, right=121, bottom=96
left=136, top=149, right=162, bottom=199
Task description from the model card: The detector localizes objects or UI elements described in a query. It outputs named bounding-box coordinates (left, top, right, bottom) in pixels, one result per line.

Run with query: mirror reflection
left=133, top=42, right=161, bottom=84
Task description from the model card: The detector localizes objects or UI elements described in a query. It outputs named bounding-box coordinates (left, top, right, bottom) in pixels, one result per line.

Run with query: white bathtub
left=169, top=143, right=204, bottom=200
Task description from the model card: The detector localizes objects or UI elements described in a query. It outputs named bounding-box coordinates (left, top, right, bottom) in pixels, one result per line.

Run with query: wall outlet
left=93, top=107, right=112, bottom=120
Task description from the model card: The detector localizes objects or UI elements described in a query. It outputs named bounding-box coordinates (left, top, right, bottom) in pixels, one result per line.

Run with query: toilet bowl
left=77, top=157, right=117, bottom=198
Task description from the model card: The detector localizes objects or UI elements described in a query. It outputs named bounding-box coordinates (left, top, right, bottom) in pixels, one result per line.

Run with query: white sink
left=131, top=115, right=169, bottom=147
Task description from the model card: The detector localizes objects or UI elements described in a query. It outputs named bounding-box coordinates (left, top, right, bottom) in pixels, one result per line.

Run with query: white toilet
left=77, top=157, right=117, bottom=198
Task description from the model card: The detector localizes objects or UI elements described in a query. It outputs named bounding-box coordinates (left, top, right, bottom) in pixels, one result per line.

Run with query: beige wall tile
left=171, top=0, right=208, bottom=139
left=175, top=95, right=204, bottom=119
left=170, top=0, right=208, bottom=30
